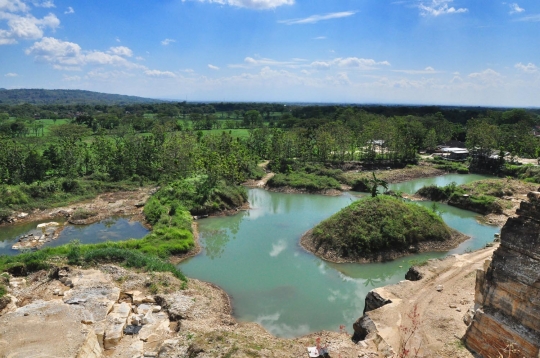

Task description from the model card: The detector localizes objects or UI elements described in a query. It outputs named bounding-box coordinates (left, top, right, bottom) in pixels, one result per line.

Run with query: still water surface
left=0, top=217, right=148, bottom=256
left=180, top=174, right=498, bottom=337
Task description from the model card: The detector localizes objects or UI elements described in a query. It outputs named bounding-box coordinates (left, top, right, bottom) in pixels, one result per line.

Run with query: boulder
left=104, top=302, right=132, bottom=349
left=155, top=293, right=194, bottom=321
left=363, top=290, right=392, bottom=314
left=404, top=266, right=423, bottom=281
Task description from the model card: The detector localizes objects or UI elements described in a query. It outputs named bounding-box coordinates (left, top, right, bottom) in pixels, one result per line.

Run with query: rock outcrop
left=463, top=191, right=540, bottom=358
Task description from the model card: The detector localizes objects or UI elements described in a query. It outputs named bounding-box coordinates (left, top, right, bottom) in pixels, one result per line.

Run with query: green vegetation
left=310, top=196, right=453, bottom=259
left=431, top=158, right=470, bottom=174
left=416, top=179, right=537, bottom=215
left=502, top=164, right=540, bottom=183
left=0, top=242, right=186, bottom=281
left=268, top=172, right=341, bottom=192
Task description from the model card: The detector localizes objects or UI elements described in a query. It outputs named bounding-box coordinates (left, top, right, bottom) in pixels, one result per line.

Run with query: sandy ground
left=366, top=245, right=498, bottom=357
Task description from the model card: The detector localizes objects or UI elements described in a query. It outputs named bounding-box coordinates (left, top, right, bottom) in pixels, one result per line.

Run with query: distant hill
left=0, top=89, right=164, bottom=105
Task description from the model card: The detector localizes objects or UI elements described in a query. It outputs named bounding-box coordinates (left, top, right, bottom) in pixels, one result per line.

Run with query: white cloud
left=0, top=0, right=29, bottom=12
left=392, top=66, right=440, bottom=74
left=208, top=64, right=220, bottom=70
left=109, top=46, right=133, bottom=57
left=333, top=57, right=391, bottom=69
left=4, top=72, right=18, bottom=77
left=515, top=62, right=537, bottom=73
left=161, top=38, right=175, bottom=46
left=313, top=36, right=326, bottom=40
left=144, top=69, right=176, bottom=78
left=517, top=14, right=540, bottom=22
left=62, top=74, right=80, bottom=81
left=468, top=68, right=503, bottom=85
left=279, top=11, right=356, bottom=25
left=32, top=1, right=54, bottom=8
left=64, top=6, right=74, bottom=14
left=0, top=11, right=60, bottom=44
left=26, top=37, right=146, bottom=70
left=184, top=0, right=294, bottom=10
left=418, top=0, right=468, bottom=17
left=509, top=3, right=524, bottom=14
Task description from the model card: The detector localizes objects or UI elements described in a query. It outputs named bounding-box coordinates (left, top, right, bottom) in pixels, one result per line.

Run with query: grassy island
left=302, top=195, right=462, bottom=263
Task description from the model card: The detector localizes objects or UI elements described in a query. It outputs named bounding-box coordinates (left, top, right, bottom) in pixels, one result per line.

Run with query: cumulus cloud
left=418, top=0, right=468, bottom=17
left=515, top=62, right=537, bottom=73
left=25, top=37, right=146, bottom=70
left=161, top=38, right=175, bottom=46
left=64, top=6, right=74, bottom=14
left=0, top=11, right=60, bottom=44
left=144, top=69, right=177, bottom=78
left=508, top=3, right=524, bottom=14
left=184, top=0, right=294, bottom=10
left=4, top=72, right=18, bottom=77
left=208, top=64, right=220, bottom=70
left=0, top=0, right=29, bottom=12
left=279, top=11, right=356, bottom=25
left=468, top=68, right=503, bottom=85
left=109, top=46, right=133, bottom=57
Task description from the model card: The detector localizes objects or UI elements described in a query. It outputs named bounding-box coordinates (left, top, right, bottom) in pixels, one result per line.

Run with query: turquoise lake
left=179, top=174, right=499, bottom=337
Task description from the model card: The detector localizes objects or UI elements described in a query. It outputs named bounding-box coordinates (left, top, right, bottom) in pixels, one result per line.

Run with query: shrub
left=268, top=172, right=341, bottom=191
left=61, top=179, right=80, bottom=193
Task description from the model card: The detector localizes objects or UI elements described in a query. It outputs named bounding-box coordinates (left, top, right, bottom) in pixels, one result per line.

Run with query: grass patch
left=310, top=195, right=453, bottom=259
left=0, top=241, right=186, bottom=281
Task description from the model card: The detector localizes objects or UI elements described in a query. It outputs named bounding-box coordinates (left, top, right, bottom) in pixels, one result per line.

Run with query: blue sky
left=0, top=0, right=539, bottom=106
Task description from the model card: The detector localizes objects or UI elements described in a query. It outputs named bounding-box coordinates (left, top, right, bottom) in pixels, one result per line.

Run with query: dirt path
left=367, top=245, right=498, bottom=357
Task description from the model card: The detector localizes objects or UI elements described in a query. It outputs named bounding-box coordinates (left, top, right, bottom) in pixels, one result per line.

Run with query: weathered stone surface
left=0, top=300, right=102, bottom=358
left=353, top=315, right=378, bottom=341
left=363, top=290, right=392, bottom=314
left=104, top=302, right=132, bottom=349
left=155, top=292, right=194, bottom=321
left=463, top=191, right=540, bottom=357
left=404, top=266, right=423, bottom=281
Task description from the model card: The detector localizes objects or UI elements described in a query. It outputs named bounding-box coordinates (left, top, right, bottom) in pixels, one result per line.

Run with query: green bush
left=0, top=186, right=29, bottom=206
left=61, top=179, right=81, bottom=193
left=0, top=284, right=6, bottom=298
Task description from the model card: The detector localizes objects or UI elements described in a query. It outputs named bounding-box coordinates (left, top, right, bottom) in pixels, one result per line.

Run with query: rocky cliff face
left=463, top=191, right=540, bottom=358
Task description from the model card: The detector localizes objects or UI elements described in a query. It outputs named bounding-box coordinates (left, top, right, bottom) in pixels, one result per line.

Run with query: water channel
left=179, top=174, right=499, bottom=337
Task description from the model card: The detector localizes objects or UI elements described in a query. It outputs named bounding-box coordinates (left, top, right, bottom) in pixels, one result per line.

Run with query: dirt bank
left=362, top=245, right=498, bottom=357
left=2, top=187, right=157, bottom=228
left=300, top=229, right=470, bottom=264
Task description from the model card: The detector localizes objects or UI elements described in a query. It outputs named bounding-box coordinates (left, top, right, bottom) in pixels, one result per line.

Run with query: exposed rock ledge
left=0, top=265, right=374, bottom=357
left=463, top=191, right=540, bottom=358
left=352, top=245, right=499, bottom=357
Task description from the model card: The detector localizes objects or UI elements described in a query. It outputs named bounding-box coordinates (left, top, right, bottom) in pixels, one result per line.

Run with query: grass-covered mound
left=304, top=196, right=456, bottom=262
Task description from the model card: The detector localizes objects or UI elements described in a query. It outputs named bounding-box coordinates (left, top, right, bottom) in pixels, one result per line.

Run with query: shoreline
left=300, top=228, right=470, bottom=264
